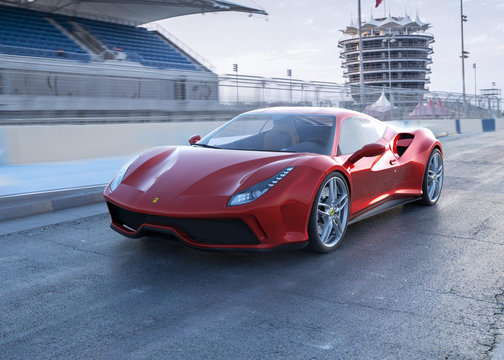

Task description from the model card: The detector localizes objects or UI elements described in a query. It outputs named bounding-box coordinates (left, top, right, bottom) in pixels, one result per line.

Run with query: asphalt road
left=1, top=131, right=504, bottom=360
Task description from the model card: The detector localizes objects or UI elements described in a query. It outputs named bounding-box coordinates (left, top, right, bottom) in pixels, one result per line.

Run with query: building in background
left=338, top=13, right=434, bottom=110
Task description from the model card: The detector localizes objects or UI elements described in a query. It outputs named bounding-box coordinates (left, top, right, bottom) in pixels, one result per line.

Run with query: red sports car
left=104, top=107, right=443, bottom=253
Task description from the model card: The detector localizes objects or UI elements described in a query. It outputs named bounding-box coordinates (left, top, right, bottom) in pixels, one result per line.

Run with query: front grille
left=107, top=203, right=260, bottom=245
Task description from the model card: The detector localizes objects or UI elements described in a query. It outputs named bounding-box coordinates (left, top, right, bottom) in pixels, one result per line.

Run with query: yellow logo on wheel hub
left=330, top=208, right=335, bottom=216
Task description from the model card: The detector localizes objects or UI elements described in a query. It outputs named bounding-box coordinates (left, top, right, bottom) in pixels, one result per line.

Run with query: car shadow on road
left=110, top=201, right=434, bottom=277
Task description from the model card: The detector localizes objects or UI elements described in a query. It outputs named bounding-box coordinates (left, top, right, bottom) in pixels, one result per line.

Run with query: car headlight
left=109, top=155, right=139, bottom=192
left=228, top=167, right=295, bottom=206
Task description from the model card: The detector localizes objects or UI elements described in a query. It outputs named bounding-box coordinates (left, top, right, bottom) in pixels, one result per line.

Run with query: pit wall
left=0, top=127, right=5, bottom=164
left=0, top=117, right=502, bottom=164
left=388, top=118, right=502, bottom=136
left=0, top=121, right=226, bottom=164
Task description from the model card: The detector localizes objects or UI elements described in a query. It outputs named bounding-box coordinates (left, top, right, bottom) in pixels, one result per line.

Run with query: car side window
left=338, top=116, right=386, bottom=155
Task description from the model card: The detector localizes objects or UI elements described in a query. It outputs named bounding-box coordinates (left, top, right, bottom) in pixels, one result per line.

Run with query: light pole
left=233, top=63, right=239, bottom=104
left=473, top=63, right=477, bottom=106
left=383, top=36, right=396, bottom=116
left=357, top=0, right=365, bottom=107
left=460, top=0, right=469, bottom=117
left=261, top=80, right=266, bottom=105
left=287, top=69, right=292, bottom=103
left=492, top=82, right=500, bottom=115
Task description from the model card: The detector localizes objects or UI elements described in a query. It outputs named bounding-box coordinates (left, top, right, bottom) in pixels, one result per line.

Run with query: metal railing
left=348, top=74, right=429, bottom=81
left=0, top=44, right=90, bottom=62
left=341, top=43, right=433, bottom=54
left=218, top=74, right=500, bottom=119
left=343, top=54, right=432, bottom=64
left=0, top=43, right=206, bottom=72
left=340, top=31, right=435, bottom=40
left=342, top=47, right=433, bottom=56
left=345, top=65, right=431, bottom=74
left=0, top=68, right=501, bottom=120
left=0, top=67, right=218, bottom=100
left=142, top=23, right=217, bottom=73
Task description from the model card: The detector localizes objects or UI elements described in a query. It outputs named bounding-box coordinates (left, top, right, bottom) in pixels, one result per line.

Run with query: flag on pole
left=375, top=0, right=383, bottom=7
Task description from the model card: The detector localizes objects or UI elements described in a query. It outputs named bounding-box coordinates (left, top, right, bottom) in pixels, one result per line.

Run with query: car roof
left=243, top=106, right=368, bottom=119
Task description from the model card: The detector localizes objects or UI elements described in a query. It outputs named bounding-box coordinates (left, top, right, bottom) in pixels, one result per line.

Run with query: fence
left=0, top=67, right=501, bottom=121
left=218, top=74, right=502, bottom=119
left=0, top=66, right=219, bottom=117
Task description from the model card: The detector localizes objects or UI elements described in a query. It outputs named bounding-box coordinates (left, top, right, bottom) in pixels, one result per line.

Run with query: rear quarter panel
left=398, top=128, right=442, bottom=191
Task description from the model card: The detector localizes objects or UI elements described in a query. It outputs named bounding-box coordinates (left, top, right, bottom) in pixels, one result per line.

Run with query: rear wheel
left=308, top=172, right=350, bottom=253
left=419, top=148, right=444, bottom=206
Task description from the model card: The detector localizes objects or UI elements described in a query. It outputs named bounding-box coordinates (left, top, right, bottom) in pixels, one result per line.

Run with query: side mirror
left=189, top=134, right=201, bottom=145
left=344, top=143, right=386, bottom=167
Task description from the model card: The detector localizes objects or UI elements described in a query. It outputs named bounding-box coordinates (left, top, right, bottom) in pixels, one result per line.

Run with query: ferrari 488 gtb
left=104, top=107, right=443, bottom=253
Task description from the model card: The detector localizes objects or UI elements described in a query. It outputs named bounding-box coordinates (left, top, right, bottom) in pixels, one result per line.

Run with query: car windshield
left=198, top=113, right=336, bottom=155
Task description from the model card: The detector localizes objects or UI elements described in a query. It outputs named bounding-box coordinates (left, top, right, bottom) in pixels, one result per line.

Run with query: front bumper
left=106, top=201, right=309, bottom=251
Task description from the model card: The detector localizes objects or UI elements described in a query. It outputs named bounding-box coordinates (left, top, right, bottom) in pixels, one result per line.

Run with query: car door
left=337, top=116, right=400, bottom=216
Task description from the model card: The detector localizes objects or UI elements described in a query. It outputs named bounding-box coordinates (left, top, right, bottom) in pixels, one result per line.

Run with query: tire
left=308, top=172, right=350, bottom=253
left=419, top=148, right=444, bottom=206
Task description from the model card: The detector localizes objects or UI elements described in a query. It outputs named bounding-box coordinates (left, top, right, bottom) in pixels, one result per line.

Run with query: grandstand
left=0, top=0, right=267, bottom=119
left=0, top=5, right=90, bottom=62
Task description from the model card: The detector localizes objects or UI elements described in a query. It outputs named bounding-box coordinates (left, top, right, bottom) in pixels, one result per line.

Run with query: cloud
left=304, top=18, right=314, bottom=25
left=212, top=44, right=340, bottom=81
left=286, top=47, right=322, bottom=55
left=467, top=34, right=488, bottom=45
left=482, top=0, right=504, bottom=7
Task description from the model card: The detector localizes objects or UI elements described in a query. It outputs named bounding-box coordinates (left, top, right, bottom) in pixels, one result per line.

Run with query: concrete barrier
left=0, top=127, right=5, bottom=164
left=388, top=119, right=457, bottom=136
left=0, top=116, right=502, bottom=164
left=459, top=118, right=493, bottom=133
left=1, top=120, right=227, bottom=164
left=390, top=118, right=504, bottom=135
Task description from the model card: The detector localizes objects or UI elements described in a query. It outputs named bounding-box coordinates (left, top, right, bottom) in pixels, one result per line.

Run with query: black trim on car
left=107, top=202, right=260, bottom=246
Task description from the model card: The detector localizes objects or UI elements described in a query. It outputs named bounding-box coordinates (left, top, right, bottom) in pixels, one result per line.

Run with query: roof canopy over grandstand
left=0, top=0, right=267, bottom=24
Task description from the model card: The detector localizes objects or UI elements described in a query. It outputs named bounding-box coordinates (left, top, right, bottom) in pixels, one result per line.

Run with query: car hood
left=108, top=146, right=311, bottom=211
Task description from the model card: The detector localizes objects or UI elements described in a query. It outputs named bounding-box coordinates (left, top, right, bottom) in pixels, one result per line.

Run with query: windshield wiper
left=191, top=143, right=221, bottom=149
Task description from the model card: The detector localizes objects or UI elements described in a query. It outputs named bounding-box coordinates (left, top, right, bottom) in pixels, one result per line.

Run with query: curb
left=0, top=185, right=106, bottom=222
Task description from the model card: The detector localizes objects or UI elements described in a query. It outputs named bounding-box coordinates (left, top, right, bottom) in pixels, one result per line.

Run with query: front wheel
left=308, top=172, right=350, bottom=253
left=419, top=148, right=444, bottom=206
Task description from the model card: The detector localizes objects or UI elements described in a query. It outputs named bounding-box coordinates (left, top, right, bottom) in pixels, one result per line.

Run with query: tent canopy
left=0, top=0, right=268, bottom=24
left=409, top=97, right=451, bottom=118
left=365, top=91, right=392, bottom=113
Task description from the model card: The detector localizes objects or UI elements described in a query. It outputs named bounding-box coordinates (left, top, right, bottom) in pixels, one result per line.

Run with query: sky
left=157, top=0, right=504, bottom=94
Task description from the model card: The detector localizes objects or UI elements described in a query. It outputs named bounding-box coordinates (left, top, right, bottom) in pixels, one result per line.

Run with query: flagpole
left=358, top=0, right=365, bottom=107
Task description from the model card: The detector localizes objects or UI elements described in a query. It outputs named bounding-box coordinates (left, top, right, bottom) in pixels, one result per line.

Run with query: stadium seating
left=0, top=5, right=90, bottom=62
left=72, top=17, right=199, bottom=71
left=0, top=5, right=201, bottom=71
